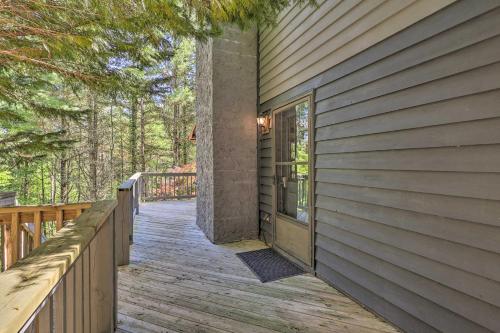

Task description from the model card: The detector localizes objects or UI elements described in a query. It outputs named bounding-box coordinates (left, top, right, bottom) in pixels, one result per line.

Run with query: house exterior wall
left=196, top=25, right=259, bottom=243
left=0, top=192, right=16, bottom=207
left=258, top=0, right=454, bottom=103
left=258, top=1, right=500, bottom=332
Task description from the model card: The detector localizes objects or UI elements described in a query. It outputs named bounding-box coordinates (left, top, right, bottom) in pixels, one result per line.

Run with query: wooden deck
left=116, top=200, right=399, bottom=333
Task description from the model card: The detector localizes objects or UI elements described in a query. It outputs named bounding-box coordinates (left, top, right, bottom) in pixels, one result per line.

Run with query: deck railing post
left=115, top=187, right=131, bottom=266
left=134, top=180, right=139, bottom=215
left=129, top=187, right=134, bottom=244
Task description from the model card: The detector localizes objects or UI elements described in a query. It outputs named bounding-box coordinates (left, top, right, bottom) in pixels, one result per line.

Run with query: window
left=275, top=100, right=310, bottom=223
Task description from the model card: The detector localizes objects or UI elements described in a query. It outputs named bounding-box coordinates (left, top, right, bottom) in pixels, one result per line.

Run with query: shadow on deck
left=117, top=200, right=398, bottom=333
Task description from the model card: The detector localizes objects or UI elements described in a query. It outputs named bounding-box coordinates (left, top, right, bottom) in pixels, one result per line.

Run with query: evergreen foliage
left=0, top=0, right=307, bottom=203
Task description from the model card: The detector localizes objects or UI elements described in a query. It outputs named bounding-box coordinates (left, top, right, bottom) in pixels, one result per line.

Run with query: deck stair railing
left=0, top=171, right=196, bottom=332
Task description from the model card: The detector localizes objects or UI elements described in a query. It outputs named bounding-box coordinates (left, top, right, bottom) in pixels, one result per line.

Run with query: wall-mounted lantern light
left=257, top=114, right=272, bottom=134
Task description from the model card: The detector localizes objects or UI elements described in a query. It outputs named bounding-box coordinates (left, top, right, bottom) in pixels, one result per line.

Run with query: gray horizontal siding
left=258, top=1, right=500, bottom=332
left=258, top=133, right=274, bottom=240
left=316, top=262, right=439, bottom=333
left=258, top=0, right=454, bottom=102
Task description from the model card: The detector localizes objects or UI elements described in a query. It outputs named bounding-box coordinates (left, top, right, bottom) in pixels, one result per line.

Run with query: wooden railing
left=0, top=200, right=118, bottom=333
left=0, top=202, right=92, bottom=271
left=115, top=172, right=196, bottom=264
left=0, top=171, right=196, bottom=332
left=141, top=172, right=196, bottom=201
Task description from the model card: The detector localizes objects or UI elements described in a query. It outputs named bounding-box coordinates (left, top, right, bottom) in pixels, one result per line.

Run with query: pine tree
left=0, top=0, right=313, bottom=203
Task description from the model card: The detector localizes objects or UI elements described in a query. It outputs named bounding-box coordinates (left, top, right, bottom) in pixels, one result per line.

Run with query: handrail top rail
left=129, top=172, right=142, bottom=180
left=142, top=172, right=196, bottom=176
left=0, top=192, right=16, bottom=199
left=117, top=171, right=197, bottom=191
left=0, top=200, right=116, bottom=333
left=0, top=202, right=92, bottom=214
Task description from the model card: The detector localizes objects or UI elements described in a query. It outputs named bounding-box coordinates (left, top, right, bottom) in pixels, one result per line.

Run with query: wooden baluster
left=146, top=175, right=150, bottom=199
left=10, top=212, right=19, bottom=267
left=74, top=256, right=84, bottom=333
left=171, top=175, right=173, bottom=198
left=154, top=176, right=157, bottom=198
left=55, top=209, right=63, bottom=231
left=21, top=229, right=27, bottom=259
left=36, top=297, right=52, bottom=333
left=34, top=211, right=42, bottom=249
left=141, top=176, right=145, bottom=200
left=157, top=175, right=160, bottom=198
left=169, top=176, right=172, bottom=198
left=19, top=228, right=24, bottom=260
left=65, top=267, right=75, bottom=332
left=167, top=175, right=170, bottom=198
left=0, top=225, right=5, bottom=271
left=158, top=175, right=161, bottom=199
left=162, top=175, right=165, bottom=198
left=53, top=281, right=64, bottom=332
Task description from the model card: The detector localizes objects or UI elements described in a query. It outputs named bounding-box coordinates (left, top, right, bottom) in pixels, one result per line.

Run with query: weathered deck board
left=117, top=200, right=399, bottom=333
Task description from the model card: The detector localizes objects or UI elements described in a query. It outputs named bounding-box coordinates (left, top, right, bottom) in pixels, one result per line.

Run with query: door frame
left=271, top=92, right=315, bottom=270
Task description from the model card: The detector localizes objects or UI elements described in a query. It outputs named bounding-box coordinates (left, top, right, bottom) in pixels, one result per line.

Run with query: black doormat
left=236, top=248, right=305, bottom=283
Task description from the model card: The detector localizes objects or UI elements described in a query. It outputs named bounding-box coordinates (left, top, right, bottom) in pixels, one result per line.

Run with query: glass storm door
left=273, top=97, right=312, bottom=266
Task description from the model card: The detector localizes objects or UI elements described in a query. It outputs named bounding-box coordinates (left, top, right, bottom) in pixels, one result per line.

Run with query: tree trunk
left=59, top=117, right=69, bottom=203
left=139, top=98, right=146, bottom=172
left=120, top=125, right=125, bottom=181
left=181, top=105, right=188, bottom=165
left=50, top=160, right=56, bottom=204
left=40, top=163, right=45, bottom=204
left=88, top=96, right=98, bottom=201
left=110, top=100, right=115, bottom=194
left=172, top=103, right=180, bottom=167
left=76, top=153, right=82, bottom=202
left=130, top=98, right=138, bottom=174
left=22, top=161, right=29, bottom=203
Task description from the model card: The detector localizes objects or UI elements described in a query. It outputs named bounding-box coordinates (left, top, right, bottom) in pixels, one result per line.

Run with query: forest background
left=0, top=0, right=302, bottom=205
